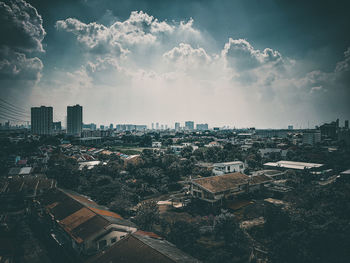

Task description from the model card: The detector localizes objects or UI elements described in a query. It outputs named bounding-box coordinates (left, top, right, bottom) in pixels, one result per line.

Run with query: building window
left=99, top=240, right=107, bottom=249
left=111, top=238, right=117, bottom=243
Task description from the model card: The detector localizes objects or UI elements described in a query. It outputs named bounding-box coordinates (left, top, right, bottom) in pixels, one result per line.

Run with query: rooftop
left=264, top=160, right=324, bottom=170
left=87, top=233, right=200, bottom=263
left=192, top=172, right=249, bottom=193
left=214, top=161, right=243, bottom=166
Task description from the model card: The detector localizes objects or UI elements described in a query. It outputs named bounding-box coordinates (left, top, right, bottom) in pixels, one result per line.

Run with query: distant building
left=196, top=123, right=208, bottom=130
left=83, top=123, right=97, bottom=130
left=175, top=122, right=180, bottom=131
left=213, top=161, right=245, bottom=175
left=136, top=125, right=147, bottom=131
left=185, top=121, right=194, bottom=130
left=345, top=120, right=349, bottom=129
left=255, top=129, right=289, bottom=138
left=152, top=141, right=162, bottom=148
left=53, top=121, right=61, bottom=132
left=302, top=130, right=321, bottom=145
left=156, top=122, right=159, bottom=130
left=288, top=125, right=293, bottom=130
left=67, top=104, right=82, bottom=136
left=338, top=129, right=350, bottom=145
left=100, top=125, right=105, bottom=130
left=151, top=123, right=154, bottom=130
left=109, top=123, right=114, bottom=130
left=31, top=106, right=53, bottom=135
left=320, top=121, right=337, bottom=140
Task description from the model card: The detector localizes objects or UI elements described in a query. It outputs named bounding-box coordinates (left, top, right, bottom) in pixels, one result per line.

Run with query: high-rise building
left=288, top=125, right=293, bottom=130
left=345, top=120, right=349, bottom=129
left=31, top=106, right=53, bottom=135
left=109, top=123, right=113, bottom=130
left=302, top=130, right=321, bottom=145
left=67, top=104, right=83, bottom=136
left=196, top=123, right=208, bottom=130
left=156, top=122, right=159, bottom=130
left=185, top=121, right=194, bottom=130
left=175, top=122, right=180, bottom=131
left=151, top=123, right=154, bottom=130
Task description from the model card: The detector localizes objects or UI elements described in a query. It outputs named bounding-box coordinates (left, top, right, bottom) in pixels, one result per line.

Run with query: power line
left=0, top=104, right=31, bottom=118
left=0, top=113, right=28, bottom=122
left=0, top=106, right=30, bottom=119
left=0, top=111, right=30, bottom=121
left=0, top=98, right=29, bottom=113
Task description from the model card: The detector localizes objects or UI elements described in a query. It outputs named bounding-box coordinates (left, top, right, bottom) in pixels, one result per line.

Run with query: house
left=170, top=145, right=184, bottom=154
left=86, top=230, right=200, bottom=263
left=213, top=161, right=245, bottom=175
left=34, top=189, right=137, bottom=256
left=190, top=172, right=249, bottom=203
left=152, top=142, right=162, bottom=148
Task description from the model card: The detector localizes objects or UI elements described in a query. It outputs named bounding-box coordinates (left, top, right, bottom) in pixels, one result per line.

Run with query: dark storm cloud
left=0, top=0, right=44, bottom=94
left=0, top=0, right=46, bottom=52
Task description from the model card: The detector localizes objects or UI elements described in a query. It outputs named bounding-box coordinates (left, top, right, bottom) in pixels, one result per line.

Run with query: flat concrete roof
left=264, top=160, right=324, bottom=170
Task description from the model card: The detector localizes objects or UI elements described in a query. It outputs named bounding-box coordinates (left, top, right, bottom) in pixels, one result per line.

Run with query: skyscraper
left=175, top=122, right=180, bottom=131
left=185, top=121, right=194, bottom=130
left=67, top=104, right=83, bottom=136
left=31, top=106, right=53, bottom=135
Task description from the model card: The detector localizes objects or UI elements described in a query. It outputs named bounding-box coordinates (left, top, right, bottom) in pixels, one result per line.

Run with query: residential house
left=213, top=161, right=245, bottom=175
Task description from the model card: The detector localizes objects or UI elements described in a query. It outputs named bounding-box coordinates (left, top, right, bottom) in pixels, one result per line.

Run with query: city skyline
left=0, top=0, right=349, bottom=128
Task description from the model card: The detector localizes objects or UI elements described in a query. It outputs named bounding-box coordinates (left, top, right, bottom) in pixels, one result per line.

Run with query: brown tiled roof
left=249, top=174, right=272, bottom=185
left=88, top=207, right=123, bottom=220
left=192, top=172, right=249, bottom=193
left=135, top=230, right=161, bottom=239
left=86, top=234, right=200, bottom=263
left=59, top=207, right=96, bottom=231
left=71, top=215, right=109, bottom=242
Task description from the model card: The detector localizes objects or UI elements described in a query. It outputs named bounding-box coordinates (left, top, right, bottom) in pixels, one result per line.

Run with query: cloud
left=222, top=38, right=284, bottom=72
left=0, top=47, right=43, bottom=80
left=0, top=0, right=46, bottom=53
left=0, top=0, right=45, bottom=98
left=56, top=11, right=201, bottom=58
left=335, top=47, right=350, bottom=73
left=163, top=43, right=211, bottom=70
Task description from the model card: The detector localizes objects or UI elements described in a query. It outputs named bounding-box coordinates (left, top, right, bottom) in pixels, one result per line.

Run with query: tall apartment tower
left=67, top=104, right=83, bottom=136
left=31, top=106, right=53, bottom=135
left=185, top=121, right=194, bottom=130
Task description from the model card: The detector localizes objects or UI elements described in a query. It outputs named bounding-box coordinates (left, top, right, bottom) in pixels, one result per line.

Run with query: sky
left=0, top=0, right=349, bottom=128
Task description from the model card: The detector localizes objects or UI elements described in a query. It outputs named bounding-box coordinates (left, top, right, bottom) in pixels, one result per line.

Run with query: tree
left=134, top=200, right=159, bottom=231
left=214, top=209, right=251, bottom=260
left=168, top=221, right=200, bottom=254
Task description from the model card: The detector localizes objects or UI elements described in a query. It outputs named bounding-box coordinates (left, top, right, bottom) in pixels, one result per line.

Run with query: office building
left=109, top=123, right=113, bottom=130
left=175, top=122, right=180, bottom=131
left=196, top=123, right=209, bottom=130
left=67, top=104, right=83, bottom=136
left=302, top=130, right=321, bottom=145
left=31, top=106, right=53, bottom=135
left=185, top=121, right=194, bottom=130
